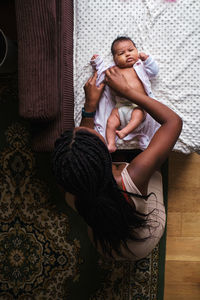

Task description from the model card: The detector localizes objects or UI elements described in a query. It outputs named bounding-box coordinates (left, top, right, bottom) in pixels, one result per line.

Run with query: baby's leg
left=116, top=108, right=145, bottom=139
left=106, top=108, right=121, bottom=153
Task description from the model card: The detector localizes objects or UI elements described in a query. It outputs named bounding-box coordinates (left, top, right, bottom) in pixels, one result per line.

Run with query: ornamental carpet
left=0, top=74, right=167, bottom=300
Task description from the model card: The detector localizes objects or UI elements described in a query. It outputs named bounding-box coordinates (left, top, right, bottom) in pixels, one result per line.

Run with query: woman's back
left=87, top=164, right=165, bottom=260
left=53, top=69, right=182, bottom=259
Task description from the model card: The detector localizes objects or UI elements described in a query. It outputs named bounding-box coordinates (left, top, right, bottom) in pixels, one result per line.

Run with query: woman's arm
left=80, top=72, right=105, bottom=128
left=105, top=67, right=182, bottom=194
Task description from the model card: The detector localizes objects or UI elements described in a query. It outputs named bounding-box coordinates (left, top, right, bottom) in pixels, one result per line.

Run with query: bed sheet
left=74, top=0, right=200, bottom=154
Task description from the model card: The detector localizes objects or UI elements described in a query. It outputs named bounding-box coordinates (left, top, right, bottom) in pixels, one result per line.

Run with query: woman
left=52, top=68, right=182, bottom=260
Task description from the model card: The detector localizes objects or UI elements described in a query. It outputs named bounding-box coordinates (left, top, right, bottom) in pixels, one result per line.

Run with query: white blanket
left=74, top=0, right=200, bottom=154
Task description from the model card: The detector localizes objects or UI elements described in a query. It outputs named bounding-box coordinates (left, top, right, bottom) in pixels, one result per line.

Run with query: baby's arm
left=139, top=52, right=159, bottom=78
left=90, top=54, right=104, bottom=71
left=90, top=55, right=107, bottom=86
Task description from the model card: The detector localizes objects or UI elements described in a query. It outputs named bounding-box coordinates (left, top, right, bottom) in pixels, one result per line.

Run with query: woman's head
left=52, top=127, right=113, bottom=196
left=52, top=128, right=148, bottom=257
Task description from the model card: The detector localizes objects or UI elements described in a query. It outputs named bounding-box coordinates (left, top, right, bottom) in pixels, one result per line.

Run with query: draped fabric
left=15, top=0, right=74, bottom=152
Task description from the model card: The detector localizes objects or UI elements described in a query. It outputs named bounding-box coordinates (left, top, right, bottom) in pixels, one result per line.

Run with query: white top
left=90, top=55, right=160, bottom=150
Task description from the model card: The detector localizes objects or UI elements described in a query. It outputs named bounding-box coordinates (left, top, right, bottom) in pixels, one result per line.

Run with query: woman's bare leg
left=106, top=108, right=121, bottom=153
left=116, top=108, right=145, bottom=139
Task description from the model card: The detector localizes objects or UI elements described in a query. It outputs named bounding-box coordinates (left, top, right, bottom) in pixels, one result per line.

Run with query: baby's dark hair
left=111, top=36, right=136, bottom=55
left=52, top=129, right=152, bottom=257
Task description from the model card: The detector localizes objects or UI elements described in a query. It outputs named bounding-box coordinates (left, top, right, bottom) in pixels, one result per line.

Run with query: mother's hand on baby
left=84, top=71, right=105, bottom=112
left=105, top=67, right=129, bottom=95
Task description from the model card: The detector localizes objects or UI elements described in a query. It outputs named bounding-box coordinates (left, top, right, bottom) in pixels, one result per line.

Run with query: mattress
left=74, top=0, right=200, bottom=154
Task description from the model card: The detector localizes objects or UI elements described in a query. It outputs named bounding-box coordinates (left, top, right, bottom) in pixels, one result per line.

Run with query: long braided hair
left=52, top=129, right=151, bottom=257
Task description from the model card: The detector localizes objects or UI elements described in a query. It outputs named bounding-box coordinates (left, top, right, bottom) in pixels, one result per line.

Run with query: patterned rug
left=0, top=74, right=167, bottom=299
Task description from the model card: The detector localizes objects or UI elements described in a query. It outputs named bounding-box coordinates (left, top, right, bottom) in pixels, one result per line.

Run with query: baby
left=91, top=36, right=159, bottom=152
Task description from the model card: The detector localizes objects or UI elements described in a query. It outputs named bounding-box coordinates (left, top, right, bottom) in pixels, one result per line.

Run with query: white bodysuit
left=90, top=55, right=160, bottom=150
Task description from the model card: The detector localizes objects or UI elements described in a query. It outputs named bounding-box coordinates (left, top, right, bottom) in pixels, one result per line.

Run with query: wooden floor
left=164, top=152, right=200, bottom=300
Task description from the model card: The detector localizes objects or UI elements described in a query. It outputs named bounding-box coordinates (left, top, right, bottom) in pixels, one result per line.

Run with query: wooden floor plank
left=166, top=236, right=200, bottom=261
left=168, top=158, right=200, bottom=188
left=164, top=284, right=200, bottom=300
left=165, top=261, right=200, bottom=284
left=166, top=212, right=182, bottom=237
left=167, top=187, right=200, bottom=213
left=164, top=152, right=200, bottom=300
left=182, top=213, right=200, bottom=237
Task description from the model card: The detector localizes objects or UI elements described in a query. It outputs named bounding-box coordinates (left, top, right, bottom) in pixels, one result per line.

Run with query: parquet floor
left=164, top=152, right=200, bottom=300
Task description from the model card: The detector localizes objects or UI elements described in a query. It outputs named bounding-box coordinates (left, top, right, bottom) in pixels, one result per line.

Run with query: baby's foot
left=116, top=130, right=127, bottom=139
left=91, top=54, right=99, bottom=60
left=107, top=143, right=117, bottom=153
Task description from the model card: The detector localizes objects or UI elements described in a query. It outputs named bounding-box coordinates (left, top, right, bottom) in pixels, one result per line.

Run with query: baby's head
left=111, top=36, right=139, bottom=68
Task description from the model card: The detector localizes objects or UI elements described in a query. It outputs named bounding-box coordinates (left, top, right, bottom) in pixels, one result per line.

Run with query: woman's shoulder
left=121, top=165, right=164, bottom=212
left=122, top=164, right=162, bottom=196
left=112, top=162, right=128, bottom=188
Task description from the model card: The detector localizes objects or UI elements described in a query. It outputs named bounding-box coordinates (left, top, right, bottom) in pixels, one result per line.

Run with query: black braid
left=53, top=129, right=113, bottom=196
left=52, top=129, right=154, bottom=257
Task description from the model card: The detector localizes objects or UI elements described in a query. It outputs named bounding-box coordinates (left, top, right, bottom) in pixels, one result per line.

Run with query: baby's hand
left=139, top=52, right=149, bottom=61
left=91, top=54, right=99, bottom=60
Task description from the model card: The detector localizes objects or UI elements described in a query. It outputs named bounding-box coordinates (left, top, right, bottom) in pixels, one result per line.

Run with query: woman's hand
left=84, top=72, right=105, bottom=112
left=105, top=67, right=130, bottom=96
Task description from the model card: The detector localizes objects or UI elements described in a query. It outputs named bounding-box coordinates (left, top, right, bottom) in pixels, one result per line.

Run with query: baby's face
left=113, top=40, right=139, bottom=68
